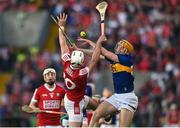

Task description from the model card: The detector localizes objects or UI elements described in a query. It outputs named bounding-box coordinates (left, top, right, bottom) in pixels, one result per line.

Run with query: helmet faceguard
left=70, top=50, right=84, bottom=68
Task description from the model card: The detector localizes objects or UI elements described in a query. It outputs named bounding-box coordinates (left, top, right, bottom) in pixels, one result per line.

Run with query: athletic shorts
left=64, top=94, right=90, bottom=122
left=105, top=92, right=138, bottom=113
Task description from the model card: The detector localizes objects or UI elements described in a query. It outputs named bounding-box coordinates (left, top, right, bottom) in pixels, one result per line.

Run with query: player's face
left=114, top=43, right=127, bottom=54
left=44, top=72, right=56, bottom=86
left=71, top=63, right=83, bottom=68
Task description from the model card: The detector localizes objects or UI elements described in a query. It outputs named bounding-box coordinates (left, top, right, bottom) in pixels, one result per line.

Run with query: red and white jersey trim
left=62, top=53, right=71, bottom=62
left=79, top=67, right=89, bottom=76
left=44, top=84, right=56, bottom=92
left=31, top=89, right=38, bottom=102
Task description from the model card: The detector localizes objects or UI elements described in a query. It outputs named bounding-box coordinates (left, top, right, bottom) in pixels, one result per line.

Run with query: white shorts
left=105, top=92, right=138, bottom=113
left=64, top=94, right=90, bottom=122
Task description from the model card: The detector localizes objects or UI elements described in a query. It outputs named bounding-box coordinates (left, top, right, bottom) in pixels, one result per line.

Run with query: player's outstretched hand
left=57, top=13, right=68, bottom=27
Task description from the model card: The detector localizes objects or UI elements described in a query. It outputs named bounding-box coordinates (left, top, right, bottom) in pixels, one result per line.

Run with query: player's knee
left=120, top=114, right=133, bottom=127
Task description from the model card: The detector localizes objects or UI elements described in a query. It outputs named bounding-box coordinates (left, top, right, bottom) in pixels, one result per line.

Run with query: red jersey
left=62, top=53, right=89, bottom=101
left=31, top=84, right=65, bottom=126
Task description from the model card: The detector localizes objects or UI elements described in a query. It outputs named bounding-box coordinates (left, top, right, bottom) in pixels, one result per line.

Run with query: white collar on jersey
left=44, top=83, right=56, bottom=92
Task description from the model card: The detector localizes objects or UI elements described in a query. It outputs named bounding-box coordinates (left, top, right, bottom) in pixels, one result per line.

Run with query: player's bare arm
left=101, top=47, right=119, bottom=62
left=78, top=38, right=118, bottom=62
left=78, top=37, right=96, bottom=48
left=87, top=35, right=107, bottom=72
left=77, top=38, right=105, bottom=59
left=29, top=100, right=43, bottom=113
left=57, top=13, right=69, bottom=55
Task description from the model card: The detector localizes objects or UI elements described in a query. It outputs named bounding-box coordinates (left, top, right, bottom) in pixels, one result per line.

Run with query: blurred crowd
left=0, top=0, right=179, bottom=127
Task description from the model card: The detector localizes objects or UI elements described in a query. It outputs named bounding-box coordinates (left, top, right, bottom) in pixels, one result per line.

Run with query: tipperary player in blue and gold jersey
left=107, top=40, right=135, bottom=94
left=77, top=38, right=138, bottom=127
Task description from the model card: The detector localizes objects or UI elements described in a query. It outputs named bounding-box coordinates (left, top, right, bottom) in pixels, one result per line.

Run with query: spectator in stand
left=0, top=0, right=179, bottom=127
left=165, top=103, right=180, bottom=126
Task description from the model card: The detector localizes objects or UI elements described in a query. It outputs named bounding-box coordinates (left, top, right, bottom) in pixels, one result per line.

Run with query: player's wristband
left=59, top=26, right=65, bottom=31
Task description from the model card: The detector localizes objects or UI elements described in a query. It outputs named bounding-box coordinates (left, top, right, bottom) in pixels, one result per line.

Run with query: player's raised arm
left=57, top=13, right=69, bottom=56
left=87, top=35, right=107, bottom=72
left=100, top=46, right=119, bottom=62
left=78, top=38, right=118, bottom=62
left=78, top=37, right=96, bottom=48
left=76, top=38, right=105, bottom=59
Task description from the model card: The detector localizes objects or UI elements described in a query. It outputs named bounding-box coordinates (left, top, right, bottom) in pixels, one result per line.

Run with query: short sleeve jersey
left=62, top=53, right=89, bottom=101
left=31, top=84, right=65, bottom=126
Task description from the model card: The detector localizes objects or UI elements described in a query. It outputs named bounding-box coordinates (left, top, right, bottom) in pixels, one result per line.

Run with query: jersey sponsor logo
left=43, top=100, right=60, bottom=109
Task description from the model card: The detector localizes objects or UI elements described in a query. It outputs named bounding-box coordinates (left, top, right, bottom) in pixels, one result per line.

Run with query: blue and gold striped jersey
left=106, top=54, right=134, bottom=94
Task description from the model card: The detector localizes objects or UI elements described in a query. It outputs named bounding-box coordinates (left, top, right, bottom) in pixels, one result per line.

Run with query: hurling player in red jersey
left=57, top=13, right=107, bottom=127
left=29, top=68, right=66, bottom=127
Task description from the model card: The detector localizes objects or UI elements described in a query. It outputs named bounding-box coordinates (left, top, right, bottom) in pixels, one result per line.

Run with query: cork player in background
left=29, top=68, right=66, bottom=127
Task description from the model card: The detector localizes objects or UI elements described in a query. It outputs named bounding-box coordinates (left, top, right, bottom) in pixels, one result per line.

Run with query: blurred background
left=0, top=0, right=179, bottom=127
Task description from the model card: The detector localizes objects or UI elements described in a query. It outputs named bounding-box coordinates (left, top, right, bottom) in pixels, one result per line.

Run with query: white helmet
left=70, top=50, right=84, bottom=68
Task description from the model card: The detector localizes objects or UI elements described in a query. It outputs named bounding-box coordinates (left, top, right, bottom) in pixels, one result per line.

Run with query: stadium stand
left=0, top=0, right=179, bottom=127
